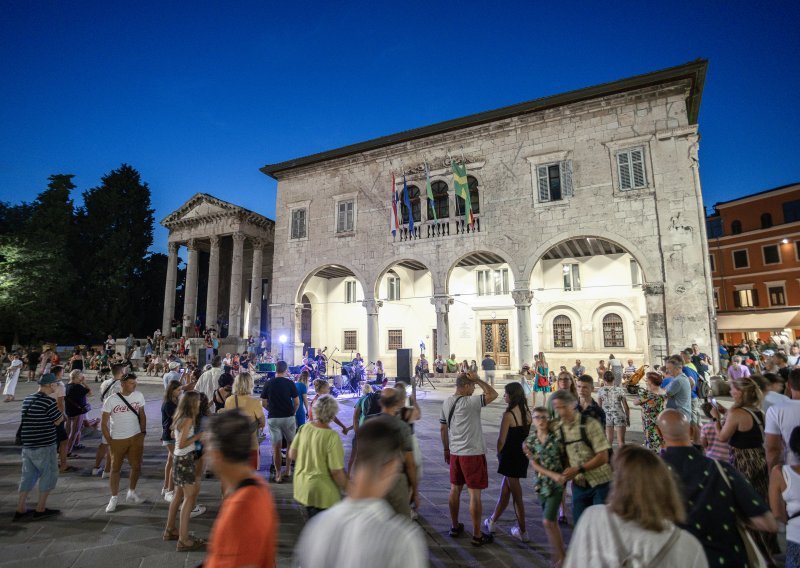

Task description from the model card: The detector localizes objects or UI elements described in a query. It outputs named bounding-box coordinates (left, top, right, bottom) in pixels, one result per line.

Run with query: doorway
left=481, top=319, right=510, bottom=369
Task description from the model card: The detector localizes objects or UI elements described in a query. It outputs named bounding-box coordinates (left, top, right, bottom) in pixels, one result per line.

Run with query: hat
left=762, top=349, right=775, bottom=356
left=39, top=373, right=58, bottom=385
left=169, top=361, right=180, bottom=370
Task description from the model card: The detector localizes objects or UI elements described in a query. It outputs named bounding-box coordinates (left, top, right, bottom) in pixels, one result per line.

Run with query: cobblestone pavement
left=0, top=374, right=652, bottom=567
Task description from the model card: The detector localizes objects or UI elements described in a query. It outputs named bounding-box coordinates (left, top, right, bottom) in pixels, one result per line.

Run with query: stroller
left=624, top=365, right=649, bottom=394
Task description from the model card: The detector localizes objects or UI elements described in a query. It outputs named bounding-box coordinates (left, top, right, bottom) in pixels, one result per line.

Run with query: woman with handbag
left=532, top=352, right=551, bottom=408
left=564, top=445, right=707, bottom=567
left=64, top=370, right=91, bottom=455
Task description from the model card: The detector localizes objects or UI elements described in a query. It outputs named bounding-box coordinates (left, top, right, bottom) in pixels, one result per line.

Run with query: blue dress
left=295, top=381, right=308, bottom=426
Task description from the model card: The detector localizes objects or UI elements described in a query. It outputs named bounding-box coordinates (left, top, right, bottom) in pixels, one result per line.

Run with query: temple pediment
left=161, top=193, right=274, bottom=230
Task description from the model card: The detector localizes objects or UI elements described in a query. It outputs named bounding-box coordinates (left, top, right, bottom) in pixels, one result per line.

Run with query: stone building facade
left=260, top=60, right=715, bottom=374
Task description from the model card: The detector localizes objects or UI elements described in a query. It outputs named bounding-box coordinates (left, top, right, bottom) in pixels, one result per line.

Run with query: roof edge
left=260, top=59, right=708, bottom=179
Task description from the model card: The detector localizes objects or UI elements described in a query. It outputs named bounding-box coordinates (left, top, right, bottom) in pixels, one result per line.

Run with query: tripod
left=416, top=370, right=436, bottom=390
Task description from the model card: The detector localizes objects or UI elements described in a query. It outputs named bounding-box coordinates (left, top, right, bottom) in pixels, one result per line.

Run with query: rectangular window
left=713, top=289, right=720, bottom=310
left=784, top=199, right=800, bottom=223
left=476, top=269, right=509, bottom=296
left=563, top=264, right=581, bottom=291
left=290, top=208, right=307, bottom=240
left=387, top=275, right=400, bottom=301
left=344, top=280, right=357, bottom=304
left=616, top=147, right=647, bottom=190
left=388, top=329, right=403, bottom=350
left=343, top=330, right=358, bottom=351
left=536, top=161, right=573, bottom=203
left=709, top=254, right=716, bottom=272
left=732, top=249, right=749, bottom=269
left=734, top=289, right=758, bottom=308
left=763, top=244, right=781, bottom=265
left=769, top=286, right=786, bottom=306
left=336, top=200, right=354, bottom=233
left=630, top=259, right=640, bottom=286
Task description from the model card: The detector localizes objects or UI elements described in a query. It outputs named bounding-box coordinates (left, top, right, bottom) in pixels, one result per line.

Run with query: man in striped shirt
left=14, top=373, right=64, bottom=521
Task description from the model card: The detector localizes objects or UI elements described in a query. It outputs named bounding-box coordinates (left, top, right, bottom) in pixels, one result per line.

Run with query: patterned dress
left=525, top=429, right=564, bottom=498
left=638, top=389, right=665, bottom=452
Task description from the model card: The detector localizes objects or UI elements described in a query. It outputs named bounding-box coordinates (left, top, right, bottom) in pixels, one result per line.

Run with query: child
left=700, top=401, right=731, bottom=462
left=597, top=370, right=630, bottom=447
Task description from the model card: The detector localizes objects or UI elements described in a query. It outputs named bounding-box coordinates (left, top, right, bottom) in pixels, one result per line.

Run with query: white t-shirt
left=100, top=378, right=121, bottom=402
left=766, top=400, right=800, bottom=466
left=782, top=466, right=800, bottom=544
left=294, top=498, right=427, bottom=568
left=564, top=505, right=708, bottom=568
left=196, top=367, right=223, bottom=399
left=439, top=394, right=487, bottom=455
left=102, top=390, right=145, bottom=439
left=6, top=359, right=22, bottom=380
left=763, top=391, right=790, bottom=414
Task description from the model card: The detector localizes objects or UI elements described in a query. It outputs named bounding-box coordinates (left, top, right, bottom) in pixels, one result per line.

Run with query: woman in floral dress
left=634, top=371, right=666, bottom=452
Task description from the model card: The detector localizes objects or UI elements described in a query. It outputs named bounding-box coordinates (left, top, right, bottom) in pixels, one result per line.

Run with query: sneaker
left=164, top=491, right=174, bottom=503
left=126, top=490, right=144, bottom=504
left=102, top=470, right=110, bottom=479
left=510, top=527, right=530, bottom=543
left=483, top=516, right=496, bottom=534
left=161, top=488, right=167, bottom=496
left=105, top=496, right=118, bottom=513
left=189, top=505, right=206, bottom=518
left=92, top=467, right=103, bottom=476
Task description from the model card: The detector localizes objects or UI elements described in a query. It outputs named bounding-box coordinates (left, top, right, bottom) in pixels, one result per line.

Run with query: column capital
left=643, top=282, right=665, bottom=296
left=209, top=235, right=220, bottom=248
left=168, top=242, right=180, bottom=254
left=186, top=238, right=199, bottom=252
left=511, top=289, right=534, bottom=307
left=250, top=238, right=265, bottom=251
left=361, top=299, right=383, bottom=315
left=431, top=295, right=454, bottom=313
left=232, top=232, right=246, bottom=245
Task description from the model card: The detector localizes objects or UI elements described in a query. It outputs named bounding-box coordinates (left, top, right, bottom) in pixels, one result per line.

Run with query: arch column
left=182, top=239, right=199, bottom=337
left=228, top=233, right=246, bottom=338
left=162, top=242, right=179, bottom=335
left=512, top=287, right=534, bottom=370
left=431, top=295, right=454, bottom=358
left=362, top=298, right=383, bottom=365
left=205, top=236, right=220, bottom=333
left=643, top=282, right=669, bottom=365
left=248, top=239, right=265, bottom=338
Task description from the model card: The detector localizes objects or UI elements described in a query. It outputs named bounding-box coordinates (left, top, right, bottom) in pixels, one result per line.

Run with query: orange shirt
left=204, top=476, right=277, bottom=568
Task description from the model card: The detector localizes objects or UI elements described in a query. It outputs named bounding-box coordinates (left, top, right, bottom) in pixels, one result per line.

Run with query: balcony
left=394, top=216, right=482, bottom=242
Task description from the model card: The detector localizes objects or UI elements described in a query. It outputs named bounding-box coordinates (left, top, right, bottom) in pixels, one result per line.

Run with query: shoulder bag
left=116, top=393, right=144, bottom=434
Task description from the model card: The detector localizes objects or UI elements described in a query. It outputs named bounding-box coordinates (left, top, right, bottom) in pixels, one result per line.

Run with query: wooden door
left=481, top=319, right=510, bottom=369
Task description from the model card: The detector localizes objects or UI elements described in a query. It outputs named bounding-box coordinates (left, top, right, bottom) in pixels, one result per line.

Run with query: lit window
left=769, top=286, right=786, bottom=306
left=734, top=289, right=757, bottom=308
left=616, top=147, right=647, bottom=190
left=336, top=200, right=354, bottom=233
left=290, top=208, right=307, bottom=240
left=602, top=314, right=624, bottom=348
left=563, top=264, right=581, bottom=292
left=476, top=269, right=509, bottom=296
left=388, top=329, right=403, bottom=350
left=387, top=274, right=400, bottom=301
left=344, top=281, right=357, bottom=304
left=343, top=330, right=358, bottom=351
left=553, top=315, right=573, bottom=348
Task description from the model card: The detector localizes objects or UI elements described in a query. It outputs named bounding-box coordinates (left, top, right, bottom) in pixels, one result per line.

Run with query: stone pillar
left=643, top=282, right=669, bottom=366
left=228, top=233, right=245, bottom=338
left=182, top=239, right=199, bottom=338
left=162, top=242, right=179, bottom=335
left=248, top=239, right=265, bottom=338
left=431, top=295, right=454, bottom=358
left=512, top=287, right=534, bottom=370
left=205, top=236, right=220, bottom=333
left=362, top=299, right=383, bottom=365
left=291, top=304, right=305, bottom=363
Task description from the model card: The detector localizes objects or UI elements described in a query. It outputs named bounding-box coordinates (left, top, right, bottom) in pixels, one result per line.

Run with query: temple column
left=162, top=242, right=179, bottom=335
left=182, top=239, right=199, bottom=337
left=431, top=295, right=454, bottom=358
left=228, top=233, right=245, bottom=338
left=205, top=236, right=220, bottom=333
left=362, top=298, right=383, bottom=365
left=644, top=282, right=669, bottom=365
left=248, top=239, right=265, bottom=338
left=512, top=287, right=534, bottom=370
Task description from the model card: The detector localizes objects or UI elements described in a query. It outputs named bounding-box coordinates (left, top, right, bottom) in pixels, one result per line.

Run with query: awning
left=716, top=309, right=800, bottom=332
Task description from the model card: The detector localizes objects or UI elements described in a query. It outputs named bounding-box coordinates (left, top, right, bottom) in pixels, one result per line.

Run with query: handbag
left=537, top=373, right=549, bottom=388
left=713, top=460, right=768, bottom=568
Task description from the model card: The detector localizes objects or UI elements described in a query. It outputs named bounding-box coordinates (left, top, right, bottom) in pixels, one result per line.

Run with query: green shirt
left=292, top=424, right=345, bottom=509
left=446, top=358, right=458, bottom=373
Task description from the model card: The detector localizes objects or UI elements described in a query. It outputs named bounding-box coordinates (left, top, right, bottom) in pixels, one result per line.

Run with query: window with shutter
left=536, top=163, right=567, bottom=203
left=751, top=289, right=759, bottom=307
left=617, top=147, right=647, bottom=190
left=537, top=166, right=550, bottom=202
left=337, top=200, right=354, bottom=233
left=560, top=160, right=574, bottom=197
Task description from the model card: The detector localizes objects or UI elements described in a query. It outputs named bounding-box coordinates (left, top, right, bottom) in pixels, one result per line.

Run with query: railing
left=395, top=216, right=481, bottom=242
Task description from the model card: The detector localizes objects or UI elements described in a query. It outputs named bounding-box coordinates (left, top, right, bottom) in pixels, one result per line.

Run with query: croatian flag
left=390, top=173, right=400, bottom=236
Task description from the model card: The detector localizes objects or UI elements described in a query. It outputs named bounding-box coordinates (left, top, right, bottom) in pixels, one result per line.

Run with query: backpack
left=358, top=391, right=383, bottom=425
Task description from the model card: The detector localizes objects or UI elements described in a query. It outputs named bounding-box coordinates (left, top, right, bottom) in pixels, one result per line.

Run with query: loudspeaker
left=306, top=347, right=315, bottom=359
left=396, top=348, right=413, bottom=380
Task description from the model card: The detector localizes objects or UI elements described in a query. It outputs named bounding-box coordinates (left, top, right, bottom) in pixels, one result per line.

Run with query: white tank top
left=173, top=421, right=196, bottom=457
left=782, top=465, right=800, bottom=544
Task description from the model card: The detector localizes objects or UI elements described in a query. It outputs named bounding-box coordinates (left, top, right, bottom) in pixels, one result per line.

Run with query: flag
left=451, top=161, right=474, bottom=226
left=402, top=174, right=414, bottom=234
left=390, top=173, right=399, bottom=236
left=425, top=162, right=437, bottom=222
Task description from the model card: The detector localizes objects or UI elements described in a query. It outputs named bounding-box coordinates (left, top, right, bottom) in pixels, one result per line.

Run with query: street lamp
left=279, top=334, right=287, bottom=361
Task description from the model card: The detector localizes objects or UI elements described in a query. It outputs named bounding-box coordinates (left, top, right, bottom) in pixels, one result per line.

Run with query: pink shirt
left=727, top=364, right=751, bottom=380
left=701, top=421, right=731, bottom=462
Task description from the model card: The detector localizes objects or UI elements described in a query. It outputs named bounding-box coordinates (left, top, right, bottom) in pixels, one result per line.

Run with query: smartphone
left=709, top=397, right=718, bottom=408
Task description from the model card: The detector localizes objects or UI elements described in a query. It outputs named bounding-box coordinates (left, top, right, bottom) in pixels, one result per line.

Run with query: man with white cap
left=162, top=361, right=182, bottom=390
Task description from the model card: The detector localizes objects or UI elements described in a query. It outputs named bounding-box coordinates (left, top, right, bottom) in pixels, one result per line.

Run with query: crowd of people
left=5, top=334, right=800, bottom=567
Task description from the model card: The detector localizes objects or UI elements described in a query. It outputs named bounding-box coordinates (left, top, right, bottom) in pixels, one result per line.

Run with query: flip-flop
left=162, top=529, right=179, bottom=541
left=448, top=523, right=464, bottom=537
left=176, top=538, right=206, bottom=552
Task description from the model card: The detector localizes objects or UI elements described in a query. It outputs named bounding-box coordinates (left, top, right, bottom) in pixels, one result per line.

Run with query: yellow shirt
left=292, top=423, right=344, bottom=509
left=223, top=395, right=264, bottom=449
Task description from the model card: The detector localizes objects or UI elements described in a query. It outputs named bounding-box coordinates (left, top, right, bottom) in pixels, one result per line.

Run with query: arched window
left=731, top=220, right=742, bottom=234
left=553, top=315, right=573, bottom=348
left=456, top=176, right=481, bottom=216
left=401, top=185, right=421, bottom=224
left=427, top=180, right=449, bottom=219
left=761, top=213, right=773, bottom=229
left=602, top=313, right=625, bottom=348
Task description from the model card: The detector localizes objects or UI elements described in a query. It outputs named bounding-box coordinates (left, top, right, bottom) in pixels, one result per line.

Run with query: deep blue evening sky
left=1, top=1, right=798, bottom=253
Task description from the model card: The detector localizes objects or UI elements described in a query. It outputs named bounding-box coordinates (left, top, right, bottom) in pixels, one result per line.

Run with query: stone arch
left=371, top=256, right=437, bottom=300
left=541, top=305, right=584, bottom=351
left=444, top=245, right=522, bottom=294
left=590, top=301, right=638, bottom=352
left=521, top=231, right=659, bottom=286
left=294, top=263, right=370, bottom=305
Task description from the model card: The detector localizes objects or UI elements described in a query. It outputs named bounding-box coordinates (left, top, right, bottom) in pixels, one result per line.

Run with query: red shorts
left=449, top=454, right=488, bottom=489
left=249, top=449, right=258, bottom=470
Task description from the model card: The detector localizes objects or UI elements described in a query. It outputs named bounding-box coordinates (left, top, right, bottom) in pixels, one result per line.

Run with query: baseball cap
left=39, top=373, right=58, bottom=385
left=169, top=361, right=180, bottom=370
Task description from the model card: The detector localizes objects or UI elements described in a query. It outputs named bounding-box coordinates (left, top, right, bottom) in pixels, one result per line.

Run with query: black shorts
left=56, top=423, right=68, bottom=443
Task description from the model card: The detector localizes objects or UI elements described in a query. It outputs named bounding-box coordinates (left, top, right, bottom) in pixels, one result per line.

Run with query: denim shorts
left=19, top=444, right=58, bottom=493
left=267, top=417, right=296, bottom=446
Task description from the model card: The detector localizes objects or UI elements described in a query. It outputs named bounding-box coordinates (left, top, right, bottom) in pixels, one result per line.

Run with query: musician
left=353, top=352, right=364, bottom=366
left=315, top=348, right=328, bottom=374
left=370, top=361, right=385, bottom=387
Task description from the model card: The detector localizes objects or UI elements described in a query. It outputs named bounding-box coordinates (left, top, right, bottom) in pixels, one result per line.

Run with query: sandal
left=162, top=529, right=179, bottom=541
left=448, top=522, right=464, bottom=537
left=471, top=533, right=494, bottom=547
left=176, top=537, right=206, bottom=552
